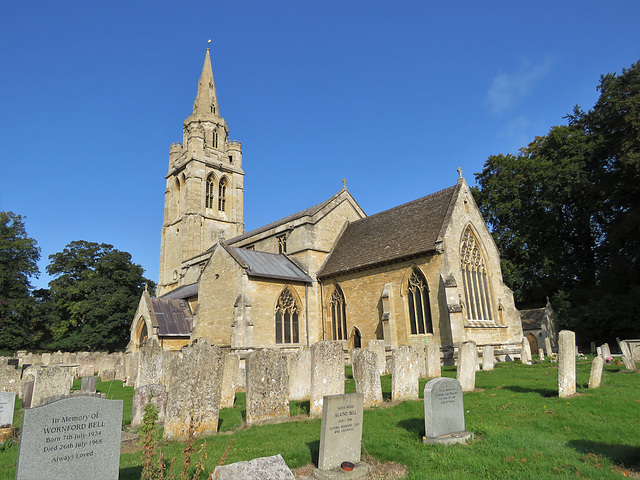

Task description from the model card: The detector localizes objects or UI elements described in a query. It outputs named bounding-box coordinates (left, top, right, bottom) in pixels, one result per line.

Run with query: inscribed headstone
left=558, top=330, right=577, bottom=398
left=391, top=346, right=419, bottom=401
left=351, top=348, right=382, bottom=407
left=317, top=393, right=364, bottom=471
left=423, top=377, right=473, bottom=445
left=164, top=339, right=223, bottom=440
left=212, top=454, right=295, bottom=480
left=15, top=396, right=123, bottom=480
left=245, top=350, right=289, bottom=425
left=457, top=341, right=477, bottom=392
left=310, top=341, right=344, bottom=416
left=0, top=391, right=16, bottom=427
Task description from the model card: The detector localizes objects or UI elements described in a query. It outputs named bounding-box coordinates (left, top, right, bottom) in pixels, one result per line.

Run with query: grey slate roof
left=150, top=298, right=193, bottom=336
left=161, top=283, right=198, bottom=300
left=519, top=308, right=545, bottom=330
left=230, top=247, right=313, bottom=283
left=318, top=183, right=461, bottom=278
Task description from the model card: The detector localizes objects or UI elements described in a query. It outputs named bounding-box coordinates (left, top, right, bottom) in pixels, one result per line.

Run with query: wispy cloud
left=487, top=58, right=553, bottom=115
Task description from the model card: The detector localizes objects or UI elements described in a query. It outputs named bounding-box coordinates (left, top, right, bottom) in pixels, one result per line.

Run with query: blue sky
left=1, top=1, right=639, bottom=290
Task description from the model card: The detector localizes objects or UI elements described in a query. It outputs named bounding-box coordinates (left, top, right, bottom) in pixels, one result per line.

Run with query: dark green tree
left=0, top=212, right=40, bottom=351
left=473, top=60, right=640, bottom=346
left=45, top=240, right=155, bottom=351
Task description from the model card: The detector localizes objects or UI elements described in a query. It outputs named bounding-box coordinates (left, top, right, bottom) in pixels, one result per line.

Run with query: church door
left=527, top=333, right=539, bottom=355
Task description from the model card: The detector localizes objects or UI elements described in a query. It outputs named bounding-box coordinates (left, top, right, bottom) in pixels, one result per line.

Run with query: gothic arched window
left=174, top=178, right=181, bottom=217
left=330, top=286, right=348, bottom=340
left=275, top=288, right=299, bottom=344
left=460, top=227, right=493, bottom=321
left=212, top=129, right=218, bottom=148
left=407, top=268, right=433, bottom=335
left=218, top=178, right=227, bottom=212
left=206, top=174, right=215, bottom=209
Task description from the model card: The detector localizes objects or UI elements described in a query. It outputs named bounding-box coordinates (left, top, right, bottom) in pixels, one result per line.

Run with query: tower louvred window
left=460, top=227, right=493, bottom=322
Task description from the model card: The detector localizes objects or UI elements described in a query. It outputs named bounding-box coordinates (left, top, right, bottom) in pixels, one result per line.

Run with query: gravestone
left=410, top=344, right=427, bottom=378
left=287, top=348, right=311, bottom=401
left=220, top=353, right=240, bottom=408
left=310, top=341, right=345, bottom=416
left=544, top=336, right=553, bottom=356
left=591, top=341, right=597, bottom=355
left=131, top=384, right=167, bottom=427
left=0, top=391, right=16, bottom=427
left=136, top=339, right=164, bottom=389
left=81, top=376, right=97, bottom=394
left=0, top=365, right=22, bottom=395
left=538, top=348, right=545, bottom=361
left=351, top=348, right=382, bottom=407
left=213, top=454, right=295, bottom=480
left=22, top=381, right=34, bottom=409
left=29, top=366, right=71, bottom=408
left=482, top=345, right=494, bottom=371
left=368, top=340, right=386, bottom=376
left=164, top=339, right=223, bottom=440
left=425, top=342, right=441, bottom=378
left=521, top=339, right=532, bottom=365
left=600, top=343, right=611, bottom=359
left=15, top=396, right=123, bottom=480
left=41, top=353, right=52, bottom=366
left=423, top=377, right=473, bottom=445
left=622, top=355, right=637, bottom=371
left=317, top=393, right=368, bottom=473
left=456, top=341, right=477, bottom=392
left=391, top=346, right=419, bottom=401
left=78, top=357, right=96, bottom=378
left=245, top=350, right=289, bottom=425
left=558, top=330, right=577, bottom=398
left=588, top=356, right=604, bottom=389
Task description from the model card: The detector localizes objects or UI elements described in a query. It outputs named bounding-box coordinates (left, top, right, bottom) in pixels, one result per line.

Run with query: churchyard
left=0, top=349, right=638, bottom=479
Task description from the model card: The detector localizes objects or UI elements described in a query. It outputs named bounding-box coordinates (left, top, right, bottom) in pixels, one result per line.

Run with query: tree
left=45, top=240, right=155, bottom=351
left=473, top=60, right=640, bottom=346
left=0, top=212, right=40, bottom=351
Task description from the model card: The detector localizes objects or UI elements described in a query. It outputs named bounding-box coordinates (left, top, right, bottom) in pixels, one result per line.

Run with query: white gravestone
left=0, top=391, right=16, bottom=427
left=423, top=377, right=474, bottom=445
left=16, top=396, right=123, bottom=480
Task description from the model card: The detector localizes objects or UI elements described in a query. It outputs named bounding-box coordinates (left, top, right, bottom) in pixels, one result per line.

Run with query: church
left=128, top=49, right=523, bottom=360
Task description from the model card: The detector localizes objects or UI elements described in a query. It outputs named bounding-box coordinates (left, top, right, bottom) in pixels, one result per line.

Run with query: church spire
left=192, top=48, right=220, bottom=117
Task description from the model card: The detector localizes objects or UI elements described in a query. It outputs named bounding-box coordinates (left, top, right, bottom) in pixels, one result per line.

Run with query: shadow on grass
left=397, top=418, right=424, bottom=437
left=119, top=466, right=143, bottom=480
left=290, top=400, right=310, bottom=416
left=503, top=385, right=557, bottom=397
left=307, top=440, right=319, bottom=465
left=569, top=440, right=640, bottom=468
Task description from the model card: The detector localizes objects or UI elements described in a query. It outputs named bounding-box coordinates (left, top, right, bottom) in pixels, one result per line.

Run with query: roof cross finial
left=457, top=166, right=463, bottom=179
left=342, top=177, right=347, bottom=189
left=207, top=39, right=212, bottom=50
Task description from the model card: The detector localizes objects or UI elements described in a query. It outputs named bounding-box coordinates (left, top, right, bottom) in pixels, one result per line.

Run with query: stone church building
left=128, top=49, right=523, bottom=359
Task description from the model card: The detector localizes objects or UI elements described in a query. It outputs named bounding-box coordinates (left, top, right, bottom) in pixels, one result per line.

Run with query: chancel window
left=407, top=268, right=433, bottom=335
left=205, top=174, right=215, bottom=209
left=275, top=288, right=299, bottom=344
left=218, top=178, right=227, bottom=212
left=460, top=227, right=493, bottom=321
left=331, top=286, right=348, bottom=340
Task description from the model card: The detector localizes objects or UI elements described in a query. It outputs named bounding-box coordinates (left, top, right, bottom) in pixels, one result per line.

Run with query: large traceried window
left=205, top=174, right=215, bottom=209
left=275, top=288, right=299, bottom=344
left=330, top=285, right=348, bottom=340
left=218, top=178, right=227, bottom=212
left=406, top=268, right=433, bottom=335
left=460, top=227, right=494, bottom=322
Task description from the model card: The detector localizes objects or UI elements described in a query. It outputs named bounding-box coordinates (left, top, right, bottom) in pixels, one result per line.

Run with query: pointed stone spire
left=192, top=48, right=219, bottom=117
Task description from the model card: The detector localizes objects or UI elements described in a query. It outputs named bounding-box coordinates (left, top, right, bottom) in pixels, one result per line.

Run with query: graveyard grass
left=1, top=359, right=639, bottom=479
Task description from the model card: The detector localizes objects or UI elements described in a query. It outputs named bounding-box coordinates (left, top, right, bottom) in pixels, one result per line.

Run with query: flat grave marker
left=16, top=396, right=123, bottom=480
left=423, top=377, right=473, bottom=445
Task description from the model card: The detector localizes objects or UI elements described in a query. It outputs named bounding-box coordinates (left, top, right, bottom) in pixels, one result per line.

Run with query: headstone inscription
left=0, top=391, right=16, bottom=427
left=15, top=396, right=123, bottom=480
left=212, top=454, right=295, bottom=480
left=317, top=393, right=367, bottom=472
left=423, top=377, right=473, bottom=445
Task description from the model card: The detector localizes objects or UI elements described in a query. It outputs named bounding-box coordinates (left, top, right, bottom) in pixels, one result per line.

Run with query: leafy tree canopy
left=473, top=60, right=640, bottom=346
left=0, top=212, right=40, bottom=350
left=45, top=240, right=155, bottom=352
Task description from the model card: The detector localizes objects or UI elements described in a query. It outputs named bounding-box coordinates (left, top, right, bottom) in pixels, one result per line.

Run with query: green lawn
left=1, top=359, right=639, bottom=479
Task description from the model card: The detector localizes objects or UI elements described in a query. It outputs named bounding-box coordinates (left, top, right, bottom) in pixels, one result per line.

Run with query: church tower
left=158, top=48, right=244, bottom=296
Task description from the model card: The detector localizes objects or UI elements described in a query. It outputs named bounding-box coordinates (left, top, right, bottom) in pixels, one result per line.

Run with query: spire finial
left=457, top=166, right=463, bottom=179
left=207, top=39, right=212, bottom=50
left=342, top=178, right=347, bottom=189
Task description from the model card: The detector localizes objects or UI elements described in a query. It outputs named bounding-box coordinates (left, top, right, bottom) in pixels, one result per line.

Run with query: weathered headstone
left=310, top=341, right=344, bottom=416
left=15, top=396, right=123, bottom=480
left=212, top=454, right=295, bottom=480
left=164, top=339, right=223, bottom=440
left=220, top=353, right=240, bottom=408
left=425, top=342, right=441, bottom=379
left=136, top=339, right=165, bottom=389
left=351, top=348, right=382, bottom=407
left=410, top=344, right=427, bottom=378
left=544, top=336, right=553, bottom=356
left=558, top=330, right=577, bottom=398
left=0, top=391, right=16, bottom=427
left=423, top=377, right=473, bottom=445
left=482, top=345, right=494, bottom=371
left=368, top=340, right=386, bottom=376
left=391, top=346, right=419, bottom=401
left=131, top=384, right=167, bottom=427
left=317, top=393, right=366, bottom=472
left=521, top=338, right=532, bottom=365
left=588, top=356, right=604, bottom=389
left=287, top=348, right=311, bottom=401
left=456, top=341, right=477, bottom=392
left=245, top=350, right=289, bottom=425
left=22, top=380, right=34, bottom=409
left=81, top=376, right=97, bottom=394
left=0, top=365, right=22, bottom=395
left=600, top=343, right=611, bottom=360
left=621, top=355, right=637, bottom=371
left=78, top=357, right=96, bottom=378
left=538, top=348, right=545, bottom=361
left=28, top=366, right=71, bottom=408
left=41, top=353, right=52, bottom=366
